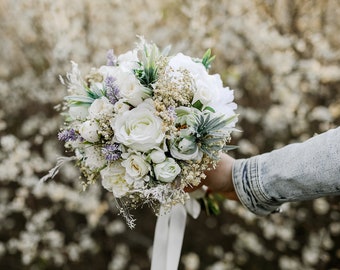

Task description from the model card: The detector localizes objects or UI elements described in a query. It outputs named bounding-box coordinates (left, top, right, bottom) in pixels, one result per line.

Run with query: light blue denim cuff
left=232, top=157, right=281, bottom=216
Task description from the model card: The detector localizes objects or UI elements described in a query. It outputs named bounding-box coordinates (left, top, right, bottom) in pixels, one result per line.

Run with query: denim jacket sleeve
left=232, top=127, right=340, bottom=216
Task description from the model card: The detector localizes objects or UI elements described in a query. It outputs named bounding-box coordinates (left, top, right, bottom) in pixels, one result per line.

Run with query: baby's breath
left=153, top=58, right=194, bottom=108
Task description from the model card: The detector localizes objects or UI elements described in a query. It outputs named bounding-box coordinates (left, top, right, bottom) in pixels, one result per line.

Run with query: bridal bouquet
left=45, top=38, right=237, bottom=228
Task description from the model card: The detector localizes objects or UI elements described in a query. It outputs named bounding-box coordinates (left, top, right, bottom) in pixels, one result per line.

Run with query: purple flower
left=58, top=129, right=78, bottom=142
left=102, top=143, right=122, bottom=161
left=105, top=75, right=120, bottom=105
left=107, top=49, right=117, bottom=66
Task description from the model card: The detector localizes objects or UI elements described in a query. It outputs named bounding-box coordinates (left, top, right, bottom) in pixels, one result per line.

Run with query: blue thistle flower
left=58, top=129, right=78, bottom=142
left=105, top=75, right=120, bottom=105
left=102, top=143, right=122, bottom=161
left=106, top=49, right=117, bottom=66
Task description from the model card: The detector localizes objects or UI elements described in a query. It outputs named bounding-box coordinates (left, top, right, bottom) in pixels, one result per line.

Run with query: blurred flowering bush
left=0, top=0, right=339, bottom=269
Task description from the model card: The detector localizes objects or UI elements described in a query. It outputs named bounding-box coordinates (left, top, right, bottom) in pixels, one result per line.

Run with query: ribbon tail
left=151, top=207, right=170, bottom=270
left=166, top=204, right=187, bottom=270
left=151, top=204, right=188, bottom=270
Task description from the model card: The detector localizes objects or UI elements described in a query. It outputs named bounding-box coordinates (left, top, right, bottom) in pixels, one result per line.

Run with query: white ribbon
left=151, top=196, right=202, bottom=270
left=151, top=204, right=187, bottom=270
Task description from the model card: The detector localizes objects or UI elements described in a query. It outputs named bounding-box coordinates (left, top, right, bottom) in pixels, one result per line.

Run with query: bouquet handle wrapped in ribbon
left=42, top=37, right=238, bottom=268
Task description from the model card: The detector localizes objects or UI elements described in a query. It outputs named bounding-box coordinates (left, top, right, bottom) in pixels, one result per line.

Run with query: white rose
left=112, top=103, right=165, bottom=152
left=100, top=163, right=130, bottom=198
left=154, top=158, right=181, bottom=183
left=121, top=154, right=150, bottom=184
left=88, top=96, right=114, bottom=119
left=83, top=146, right=106, bottom=170
left=114, top=69, right=150, bottom=107
left=149, top=149, right=166, bottom=163
left=69, top=106, right=89, bottom=120
left=78, top=120, right=100, bottom=143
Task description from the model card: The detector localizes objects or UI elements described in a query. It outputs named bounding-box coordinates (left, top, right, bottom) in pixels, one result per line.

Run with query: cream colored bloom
left=154, top=158, right=181, bottom=183
left=121, top=154, right=150, bottom=184
left=100, top=163, right=130, bottom=198
left=114, top=69, right=150, bottom=107
left=112, top=102, right=165, bottom=152
left=149, top=149, right=166, bottom=163
left=88, top=96, right=114, bottom=119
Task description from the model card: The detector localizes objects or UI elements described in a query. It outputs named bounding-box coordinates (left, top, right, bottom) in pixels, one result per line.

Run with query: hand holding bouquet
left=44, top=37, right=237, bottom=228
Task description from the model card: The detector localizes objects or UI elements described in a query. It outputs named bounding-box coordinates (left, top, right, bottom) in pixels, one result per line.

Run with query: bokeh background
left=0, top=0, right=339, bottom=269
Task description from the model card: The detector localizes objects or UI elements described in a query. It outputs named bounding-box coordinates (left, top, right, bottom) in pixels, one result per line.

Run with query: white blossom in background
left=0, top=0, right=339, bottom=269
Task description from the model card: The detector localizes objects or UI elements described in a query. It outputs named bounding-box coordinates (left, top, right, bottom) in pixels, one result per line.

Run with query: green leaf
left=192, top=100, right=204, bottom=110
left=64, top=95, right=94, bottom=105
left=200, top=193, right=222, bottom=216
left=203, top=106, right=215, bottom=113
left=201, top=49, right=216, bottom=70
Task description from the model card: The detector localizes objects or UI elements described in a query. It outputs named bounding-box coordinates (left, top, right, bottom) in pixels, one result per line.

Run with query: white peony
left=100, top=163, right=130, bottom=198
left=112, top=102, right=165, bottom=152
left=168, top=53, right=207, bottom=79
left=88, top=96, right=115, bottom=119
left=154, top=158, right=181, bottom=183
left=117, top=50, right=139, bottom=71
left=121, top=154, right=150, bottom=184
left=168, top=53, right=237, bottom=118
left=201, top=74, right=237, bottom=118
left=114, top=69, right=150, bottom=107
left=78, top=120, right=100, bottom=143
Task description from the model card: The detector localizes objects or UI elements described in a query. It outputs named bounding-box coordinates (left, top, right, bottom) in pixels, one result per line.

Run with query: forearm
left=232, top=127, right=340, bottom=215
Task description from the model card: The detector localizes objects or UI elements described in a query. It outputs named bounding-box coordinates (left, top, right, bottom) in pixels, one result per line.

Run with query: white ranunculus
left=83, top=146, right=106, bottom=170
left=69, top=106, right=89, bottom=120
left=174, top=106, right=199, bottom=127
left=114, top=69, right=150, bottom=107
left=149, top=149, right=166, bottom=164
left=112, top=103, right=165, bottom=152
left=154, top=158, right=181, bottom=183
left=121, top=154, right=150, bottom=184
left=170, top=136, right=203, bottom=161
left=78, top=120, right=100, bottom=143
left=88, top=96, right=115, bottom=119
left=100, top=163, right=130, bottom=198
